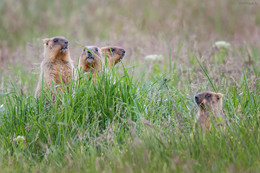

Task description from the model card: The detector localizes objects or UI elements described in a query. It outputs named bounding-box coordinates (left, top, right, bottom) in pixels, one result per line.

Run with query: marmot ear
left=217, top=93, right=224, bottom=98
left=42, top=38, right=50, bottom=45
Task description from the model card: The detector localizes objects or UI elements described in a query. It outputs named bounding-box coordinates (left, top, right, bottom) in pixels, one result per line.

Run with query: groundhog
left=100, top=46, right=126, bottom=67
left=78, top=46, right=101, bottom=75
left=195, top=91, right=224, bottom=130
left=35, top=36, right=74, bottom=99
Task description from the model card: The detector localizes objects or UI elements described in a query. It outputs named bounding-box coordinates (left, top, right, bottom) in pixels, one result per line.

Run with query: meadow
left=0, top=0, right=259, bottom=172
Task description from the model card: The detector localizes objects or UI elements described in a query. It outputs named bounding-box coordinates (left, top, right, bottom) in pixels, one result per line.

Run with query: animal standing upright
left=35, top=36, right=74, bottom=98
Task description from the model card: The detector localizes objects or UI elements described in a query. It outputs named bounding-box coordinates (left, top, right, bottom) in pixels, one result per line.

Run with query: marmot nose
left=64, top=41, right=68, bottom=45
left=121, top=49, right=126, bottom=54
left=195, top=96, right=200, bottom=104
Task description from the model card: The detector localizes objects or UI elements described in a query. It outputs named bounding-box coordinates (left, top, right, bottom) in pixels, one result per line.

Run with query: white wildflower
left=14, top=136, right=25, bottom=142
left=0, top=104, right=3, bottom=109
left=145, top=54, right=163, bottom=61
left=214, top=41, right=231, bottom=49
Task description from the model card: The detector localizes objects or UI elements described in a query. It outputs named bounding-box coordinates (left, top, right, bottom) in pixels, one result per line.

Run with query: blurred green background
left=0, top=0, right=259, bottom=51
left=0, top=0, right=259, bottom=92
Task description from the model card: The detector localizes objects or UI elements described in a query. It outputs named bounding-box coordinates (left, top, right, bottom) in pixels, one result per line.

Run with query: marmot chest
left=45, top=60, right=72, bottom=85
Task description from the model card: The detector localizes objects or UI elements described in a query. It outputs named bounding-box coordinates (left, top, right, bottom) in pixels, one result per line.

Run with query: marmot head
left=100, top=46, right=126, bottom=66
left=79, top=46, right=101, bottom=73
left=81, top=46, right=101, bottom=64
left=43, top=36, right=69, bottom=58
left=195, top=91, right=224, bottom=113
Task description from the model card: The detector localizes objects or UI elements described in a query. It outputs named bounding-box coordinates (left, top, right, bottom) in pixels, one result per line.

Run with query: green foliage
left=0, top=56, right=259, bottom=172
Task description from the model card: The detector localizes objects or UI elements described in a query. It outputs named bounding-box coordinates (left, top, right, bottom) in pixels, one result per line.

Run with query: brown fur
left=195, top=91, right=224, bottom=130
left=35, top=36, right=74, bottom=98
left=78, top=46, right=101, bottom=75
left=100, top=46, right=126, bottom=67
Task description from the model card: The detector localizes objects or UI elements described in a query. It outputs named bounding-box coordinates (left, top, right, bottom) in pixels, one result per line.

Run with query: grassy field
left=0, top=0, right=259, bottom=172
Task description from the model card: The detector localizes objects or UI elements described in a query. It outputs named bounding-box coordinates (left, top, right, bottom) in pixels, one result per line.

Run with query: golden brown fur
left=78, top=46, right=101, bottom=75
left=195, top=91, right=224, bottom=130
left=100, top=46, right=126, bottom=67
left=35, top=36, right=74, bottom=98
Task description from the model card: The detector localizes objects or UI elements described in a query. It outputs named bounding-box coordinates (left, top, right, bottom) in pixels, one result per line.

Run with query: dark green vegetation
left=0, top=0, right=259, bottom=172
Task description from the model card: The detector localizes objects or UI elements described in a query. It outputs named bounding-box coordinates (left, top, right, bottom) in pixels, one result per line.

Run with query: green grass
left=0, top=50, right=259, bottom=172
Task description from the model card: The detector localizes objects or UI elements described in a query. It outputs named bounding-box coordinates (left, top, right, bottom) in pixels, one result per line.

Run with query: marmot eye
left=206, top=94, right=211, bottom=98
left=53, top=39, right=58, bottom=43
left=216, top=96, right=220, bottom=100
left=110, top=48, right=115, bottom=52
left=95, top=48, right=98, bottom=52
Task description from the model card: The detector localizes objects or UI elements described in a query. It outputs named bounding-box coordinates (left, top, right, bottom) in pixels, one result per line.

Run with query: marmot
left=35, top=36, right=74, bottom=98
left=100, top=46, right=126, bottom=67
left=195, top=91, right=224, bottom=130
left=78, top=46, right=101, bottom=75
